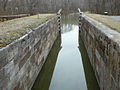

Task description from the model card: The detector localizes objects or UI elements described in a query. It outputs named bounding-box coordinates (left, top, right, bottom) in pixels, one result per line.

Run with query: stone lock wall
left=0, top=16, right=60, bottom=90
left=79, top=15, right=120, bottom=90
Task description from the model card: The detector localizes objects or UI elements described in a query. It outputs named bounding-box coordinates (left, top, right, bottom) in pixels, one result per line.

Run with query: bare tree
left=0, top=0, right=119, bottom=15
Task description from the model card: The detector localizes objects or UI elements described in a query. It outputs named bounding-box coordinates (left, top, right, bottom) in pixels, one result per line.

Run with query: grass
left=85, top=13, right=120, bottom=33
left=0, top=14, right=55, bottom=48
left=0, top=14, right=28, bottom=17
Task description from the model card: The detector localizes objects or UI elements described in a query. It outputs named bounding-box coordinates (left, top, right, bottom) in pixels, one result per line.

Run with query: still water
left=32, top=14, right=100, bottom=90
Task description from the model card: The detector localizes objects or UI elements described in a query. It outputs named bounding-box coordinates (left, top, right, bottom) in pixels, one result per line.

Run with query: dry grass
left=0, top=14, right=55, bottom=47
left=0, top=14, right=28, bottom=17
left=85, top=13, right=120, bottom=33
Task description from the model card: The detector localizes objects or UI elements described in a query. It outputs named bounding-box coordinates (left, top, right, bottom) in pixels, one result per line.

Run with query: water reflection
left=49, top=14, right=87, bottom=90
left=32, top=36, right=61, bottom=90
left=32, top=14, right=100, bottom=90
left=61, top=14, right=78, bottom=34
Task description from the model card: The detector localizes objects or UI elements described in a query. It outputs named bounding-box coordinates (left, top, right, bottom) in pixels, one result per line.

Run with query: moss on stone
left=85, top=13, right=120, bottom=33
left=0, top=14, right=56, bottom=48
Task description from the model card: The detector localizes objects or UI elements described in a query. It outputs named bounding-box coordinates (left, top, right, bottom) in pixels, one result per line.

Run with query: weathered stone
left=80, top=15, right=120, bottom=90
left=19, top=50, right=31, bottom=69
left=7, top=42, right=19, bottom=62
left=0, top=49, right=7, bottom=70
left=0, top=15, right=59, bottom=90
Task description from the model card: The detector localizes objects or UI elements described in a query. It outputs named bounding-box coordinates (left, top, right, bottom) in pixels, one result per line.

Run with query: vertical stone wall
left=0, top=16, right=60, bottom=90
left=79, top=15, right=120, bottom=90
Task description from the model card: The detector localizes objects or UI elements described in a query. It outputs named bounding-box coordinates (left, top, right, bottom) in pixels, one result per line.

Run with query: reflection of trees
left=61, top=14, right=78, bottom=34
left=32, top=36, right=61, bottom=90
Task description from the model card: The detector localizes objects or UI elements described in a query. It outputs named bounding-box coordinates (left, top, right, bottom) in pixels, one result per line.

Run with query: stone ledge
left=80, top=14, right=120, bottom=90
left=0, top=15, right=59, bottom=90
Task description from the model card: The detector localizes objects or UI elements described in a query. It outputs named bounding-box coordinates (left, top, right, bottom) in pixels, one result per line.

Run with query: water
left=32, top=14, right=100, bottom=90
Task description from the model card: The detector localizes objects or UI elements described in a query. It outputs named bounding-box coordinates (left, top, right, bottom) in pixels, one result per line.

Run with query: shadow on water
left=32, top=13, right=100, bottom=90
left=32, top=35, right=61, bottom=90
left=79, top=35, right=100, bottom=90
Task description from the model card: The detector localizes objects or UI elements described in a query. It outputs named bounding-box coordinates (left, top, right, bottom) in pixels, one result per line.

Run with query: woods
left=84, top=0, right=120, bottom=15
left=0, top=0, right=120, bottom=15
left=0, top=0, right=84, bottom=15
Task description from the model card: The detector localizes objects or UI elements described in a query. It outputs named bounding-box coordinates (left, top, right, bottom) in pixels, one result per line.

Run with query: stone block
left=80, top=15, right=120, bottom=90
left=0, top=15, right=59, bottom=90
left=0, top=49, right=7, bottom=70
